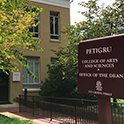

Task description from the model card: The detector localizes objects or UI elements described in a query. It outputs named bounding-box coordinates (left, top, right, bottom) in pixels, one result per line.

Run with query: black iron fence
left=18, top=95, right=124, bottom=124
left=19, top=95, right=98, bottom=124
left=112, top=102, right=124, bottom=124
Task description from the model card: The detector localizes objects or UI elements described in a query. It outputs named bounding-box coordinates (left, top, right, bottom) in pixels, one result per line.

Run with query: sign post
left=78, top=34, right=124, bottom=124
left=98, top=96, right=111, bottom=124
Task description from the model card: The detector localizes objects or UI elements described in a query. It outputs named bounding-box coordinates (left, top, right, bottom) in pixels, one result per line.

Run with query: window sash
left=29, top=15, right=39, bottom=38
left=50, top=11, right=59, bottom=40
left=23, top=58, right=40, bottom=89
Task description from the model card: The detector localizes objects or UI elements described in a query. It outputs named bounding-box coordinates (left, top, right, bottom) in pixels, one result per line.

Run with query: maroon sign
left=78, top=34, right=124, bottom=99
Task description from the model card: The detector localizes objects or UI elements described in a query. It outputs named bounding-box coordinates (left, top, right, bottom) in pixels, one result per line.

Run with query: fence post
left=50, top=101, right=52, bottom=121
left=75, top=102, right=77, bottom=124
left=19, top=95, right=21, bottom=112
left=32, top=96, right=35, bottom=116
left=24, top=88, right=27, bottom=106
left=98, top=96, right=111, bottom=124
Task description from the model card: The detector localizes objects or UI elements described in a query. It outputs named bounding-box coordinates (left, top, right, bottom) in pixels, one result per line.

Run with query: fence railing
left=111, top=102, right=124, bottom=124
left=18, top=95, right=124, bottom=124
left=18, top=95, right=98, bottom=124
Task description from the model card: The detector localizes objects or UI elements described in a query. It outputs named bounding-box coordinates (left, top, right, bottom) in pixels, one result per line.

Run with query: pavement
left=0, top=102, right=61, bottom=124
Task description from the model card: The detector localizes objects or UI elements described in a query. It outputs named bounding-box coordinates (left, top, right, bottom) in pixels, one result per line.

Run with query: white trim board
left=31, top=0, right=70, bottom=8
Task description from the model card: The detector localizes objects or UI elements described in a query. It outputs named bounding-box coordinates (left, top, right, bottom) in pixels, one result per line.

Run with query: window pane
left=29, top=62, right=33, bottom=83
left=55, top=17, right=59, bottom=35
left=23, top=67, right=27, bottom=83
left=35, top=62, right=39, bottom=83
left=50, top=17, right=54, bottom=34
left=29, top=19, right=39, bottom=37
left=35, top=25, right=38, bottom=32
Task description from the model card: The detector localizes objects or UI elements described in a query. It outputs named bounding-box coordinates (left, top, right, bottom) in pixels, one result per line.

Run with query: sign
left=13, top=72, right=20, bottom=82
left=78, top=34, right=124, bottom=99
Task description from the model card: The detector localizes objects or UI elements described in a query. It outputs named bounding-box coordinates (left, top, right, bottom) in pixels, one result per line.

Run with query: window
left=29, top=18, right=39, bottom=38
left=28, top=7, right=39, bottom=38
left=23, top=57, right=40, bottom=89
left=50, top=11, right=59, bottom=40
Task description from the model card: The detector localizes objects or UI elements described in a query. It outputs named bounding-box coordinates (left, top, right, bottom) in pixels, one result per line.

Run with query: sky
left=70, top=0, right=115, bottom=25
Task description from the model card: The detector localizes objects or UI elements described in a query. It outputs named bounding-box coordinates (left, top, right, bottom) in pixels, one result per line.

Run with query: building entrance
left=0, top=70, right=9, bottom=104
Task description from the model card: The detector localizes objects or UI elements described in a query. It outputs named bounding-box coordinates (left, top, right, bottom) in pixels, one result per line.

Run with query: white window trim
left=50, top=11, right=60, bottom=40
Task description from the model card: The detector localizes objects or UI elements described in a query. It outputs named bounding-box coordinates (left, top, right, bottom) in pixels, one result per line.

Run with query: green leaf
left=0, top=36, right=2, bottom=41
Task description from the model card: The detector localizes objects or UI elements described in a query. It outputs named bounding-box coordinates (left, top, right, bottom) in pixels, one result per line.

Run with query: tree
left=0, top=0, right=43, bottom=74
left=39, top=0, right=124, bottom=98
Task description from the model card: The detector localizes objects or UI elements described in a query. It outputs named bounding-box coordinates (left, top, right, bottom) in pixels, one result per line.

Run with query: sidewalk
left=0, top=102, right=61, bottom=124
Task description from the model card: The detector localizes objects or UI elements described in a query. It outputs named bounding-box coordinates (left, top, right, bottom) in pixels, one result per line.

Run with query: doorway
left=0, top=70, right=9, bottom=104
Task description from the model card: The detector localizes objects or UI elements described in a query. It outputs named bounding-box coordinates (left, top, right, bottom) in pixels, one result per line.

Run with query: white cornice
left=31, top=0, right=70, bottom=8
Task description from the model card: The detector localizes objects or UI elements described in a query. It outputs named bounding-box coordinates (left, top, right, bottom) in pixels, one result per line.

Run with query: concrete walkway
left=0, top=102, right=61, bottom=124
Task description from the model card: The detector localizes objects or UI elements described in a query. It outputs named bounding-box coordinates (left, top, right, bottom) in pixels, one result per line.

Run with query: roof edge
left=31, top=0, right=70, bottom=8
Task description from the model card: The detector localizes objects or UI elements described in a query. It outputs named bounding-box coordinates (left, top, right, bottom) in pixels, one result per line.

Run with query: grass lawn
left=0, top=114, right=34, bottom=124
